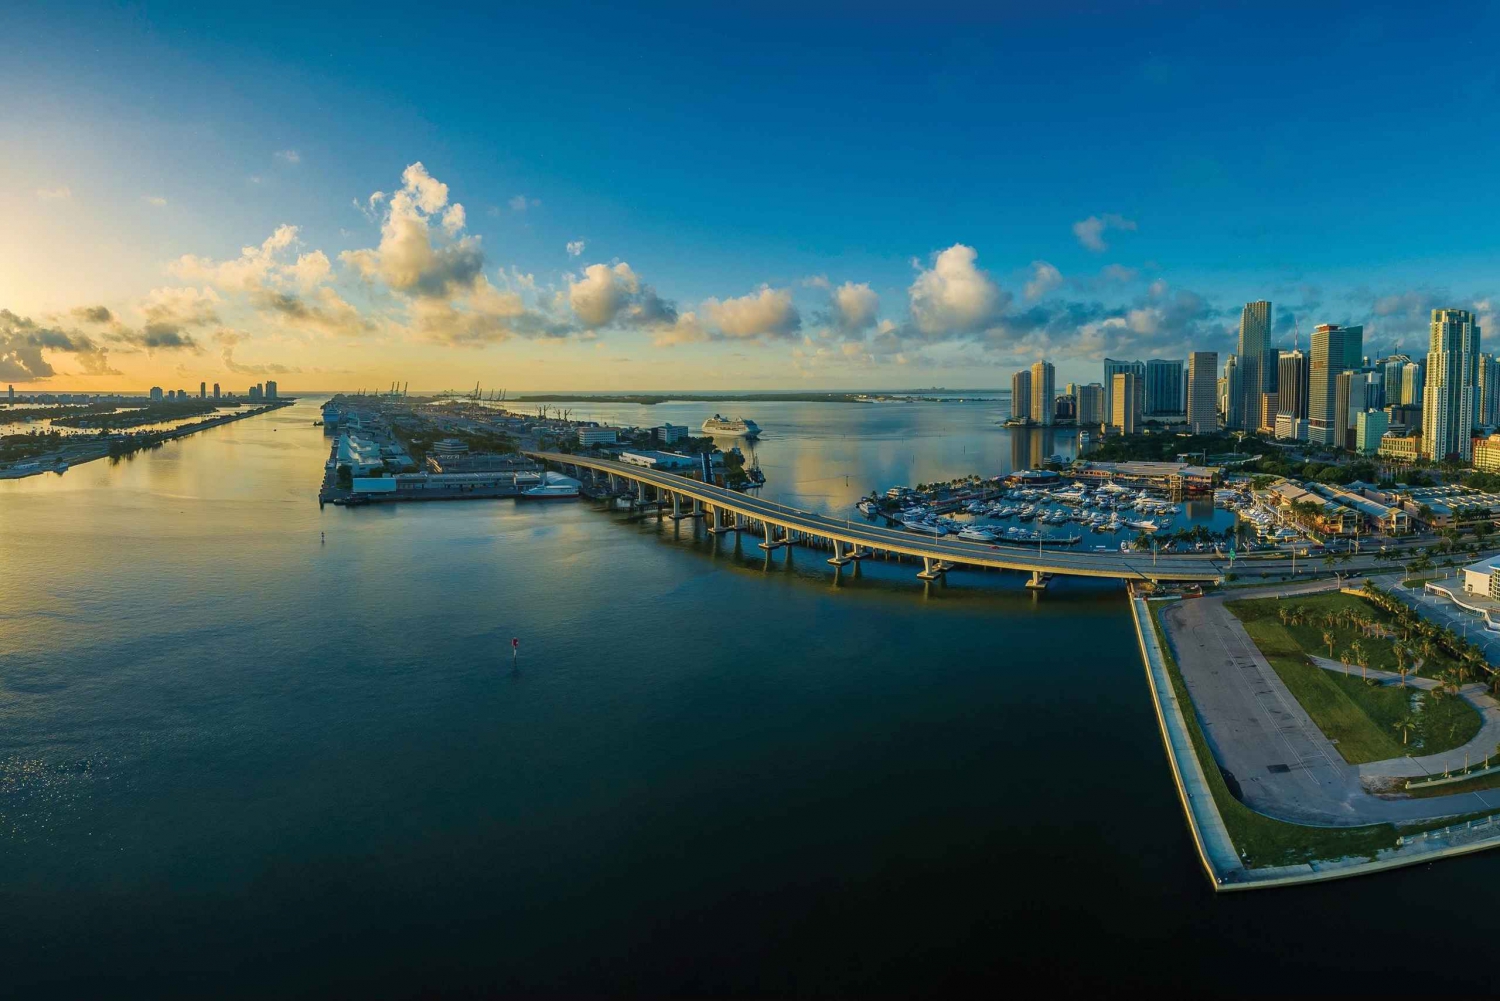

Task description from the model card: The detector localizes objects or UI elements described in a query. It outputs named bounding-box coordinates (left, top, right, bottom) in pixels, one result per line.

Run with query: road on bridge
left=527, top=451, right=1227, bottom=583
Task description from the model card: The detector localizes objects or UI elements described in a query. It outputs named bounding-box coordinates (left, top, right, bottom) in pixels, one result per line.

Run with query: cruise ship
left=701, top=414, right=761, bottom=437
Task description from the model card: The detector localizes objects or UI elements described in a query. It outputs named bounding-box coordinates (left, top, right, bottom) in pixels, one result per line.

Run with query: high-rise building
left=1480, top=353, right=1500, bottom=427
left=1077, top=383, right=1105, bottom=426
left=1223, top=354, right=1241, bottom=429
left=213, top=383, right=220, bottom=400
left=1308, top=324, right=1347, bottom=447
left=1030, top=361, right=1054, bottom=426
left=1355, top=410, right=1388, bottom=455
left=266, top=380, right=278, bottom=400
left=200, top=381, right=206, bottom=399
left=1011, top=370, right=1031, bottom=423
left=1234, top=301, right=1273, bottom=431
left=1402, top=362, right=1424, bottom=407
left=1143, top=358, right=1184, bottom=415
left=249, top=384, right=264, bottom=402
left=1336, top=370, right=1366, bottom=450
left=1422, top=308, right=1481, bottom=462
left=1103, top=358, right=1144, bottom=424
left=1277, top=349, right=1309, bottom=418
left=1382, top=355, right=1411, bottom=404
left=1111, top=372, right=1139, bottom=435
left=149, top=386, right=163, bottom=401
left=1340, top=325, right=1365, bottom=370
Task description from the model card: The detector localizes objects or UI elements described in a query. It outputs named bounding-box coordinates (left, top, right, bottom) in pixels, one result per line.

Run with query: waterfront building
left=1481, top=353, right=1500, bottom=427
left=1053, top=393, right=1075, bottom=421
left=1102, top=358, right=1144, bottom=424
left=1232, top=301, right=1273, bottom=431
left=1277, top=349, right=1308, bottom=419
left=1011, top=369, right=1031, bottom=423
left=1030, top=360, right=1055, bottom=425
left=1474, top=433, right=1500, bottom=474
left=150, top=386, right=163, bottom=401
left=619, top=450, right=698, bottom=470
left=1422, top=308, right=1481, bottom=462
left=1076, top=383, right=1105, bottom=426
left=199, top=382, right=206, bottom=399
left=248, top=384, right=263, bottom=401
left=1355, top=410, right=1388, bottom=454
left=1186, top=351, right=1217, bottom=434
left=212, top=383, right=220, bottom=399
left=1378, top=433, right=1421, bottom=462
left=1144, top=358, right=1184, bottom=415
left=652, top=423, right=689, bottom=444
left=1308, top=324, right=1347, bottom=447
left=6, top=385, right=11, bottom=400
left=266, top=380, right=278, bottom=400
left=576, top=426, right=619, bottom=446
left=1110, top=372, right=1139, bottom=435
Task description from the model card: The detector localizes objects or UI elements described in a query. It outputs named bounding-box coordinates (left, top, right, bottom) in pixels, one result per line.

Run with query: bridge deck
left=527, top=452, right=1224, bottom=582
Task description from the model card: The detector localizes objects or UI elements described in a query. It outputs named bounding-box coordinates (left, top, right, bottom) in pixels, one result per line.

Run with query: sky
left=3, top=1, right=1500, bottom=393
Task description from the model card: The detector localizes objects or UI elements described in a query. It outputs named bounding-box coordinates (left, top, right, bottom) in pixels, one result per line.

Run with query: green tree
left=335, top=464, right=353, bottom=489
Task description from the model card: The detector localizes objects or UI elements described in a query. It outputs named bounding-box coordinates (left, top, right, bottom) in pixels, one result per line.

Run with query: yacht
left=901, top=517, right=947, bottom=536
left=957, top=526, right=997, bottom=542
left=701, top=414, right=761, bottom=437
left=520, top=471, right=581, bottom=500
left=857, top=499, right=879, bottom=518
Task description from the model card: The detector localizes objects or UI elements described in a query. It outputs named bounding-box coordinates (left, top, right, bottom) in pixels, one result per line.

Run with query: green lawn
left=1148, top=604, right=1398, bottom=869
left=1230, top=592, right=1462, bottom=678
left=1227, top=595, right=1481, bottom=764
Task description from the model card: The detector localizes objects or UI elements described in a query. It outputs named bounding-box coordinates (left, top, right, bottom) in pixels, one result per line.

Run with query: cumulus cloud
left=171, top=225, right=304, bottom=291
left=702, top=287, right=801, bottom=340
left=0, top=309, right=118, bottom=379
left=909, top=244, right=1005, bottom=337
left=1101, top=263, right=1138, bottom=283
left=215, top=329, right=301, bottom=375
left=410, top=276, right=573, bottom=347
left=251, top=286, right=374, bottom=339
left=566, top=239, right=586, bottom=257
left=35, top=186, right=71, bottom=200
left=1072, top=213, right=1137, bottom=252
left=342, top=162, right=484, bottom=298
left=569, top=263, right=641, bottom=327
left=830, top=281, right=879, bottom=333
left=508, top=194, right=539, bottom=212
left=1023, top=261, right=1063, bottom=301
left=72, top=305, right=114, bottom=324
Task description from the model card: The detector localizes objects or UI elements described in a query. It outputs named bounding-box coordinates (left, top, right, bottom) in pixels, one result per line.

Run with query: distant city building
left=1481, top=353, right=1500, bottom=427
left=1385, top=403, right=1422, bottom=437
left=1076, top=383, right=1105, bottom=426
left=1103, top=358, right=1144, bottom=425
left=1402, top=361, right=1425, bottom=407
left=1011, top=369, right=1031, bottom=422
left=653, top=423, right=689, bottom=444
left=1378, top=433, right=1421, bottom=462
left=1186, top=352, right=1217, bottom=434
left=619, top=450, right=697, bottom=470
left=248, top=384, right=263, bottom=401
left=1110, top=372, right=1139, bottom=435
left=1233, top=301, right=1273, bottom=431
left=1421, top=308, right=1481, bottom=462
left=1030, top=360, right=1055, bottom=425
left=265, top=380, right=278, bottom=400
left=1277, top=349, right=1308, bottom=419
left=1336, top=370, right=1366, bottom=450
left=1339, top=324, right=1364, bottom=370
left=1274, top=414, right=1309, bottom=441
left=150, top=386, right=163, bottom=401
left=1382, top=355, right=1411, bottom=405
left=1474, top=434, right=1500, bottom=474
left=1308, top=324, right=1348, bottom=447
left=199, top=381, right=206, bottom=399
left=1054, top=393, right=1075, bottom=421
left=1144, top=358, right=1184, bottom=415
left=1355, top=410, right=1388, bottom=454
left=212, top=383, right=220, bottom=400
left=1223, top=354, right=1241, bottom=429
left=6, top=385, right=12, bottom=400
left=576, top=426, right=618, bottom=446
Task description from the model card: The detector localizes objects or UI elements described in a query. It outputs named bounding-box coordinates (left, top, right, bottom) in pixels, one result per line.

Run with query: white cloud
left=1101, top=263, right=1138, bottom=283
left=1072, top=213, right=1137, bottom=252
left=142, top=195, right=168, bottom=207
left=566, top=239, right=586, bottom=257
left=341, top=162, right=483, bottom=297
left=702, top=287, right=801, bottom=339
left=274, top=149, right=301, bottom=164
left=569, top=262, right=640, bottom=327
left=908, top=244, right=1004, bottom=336
left=508, top=194, right=539, bottom=212
left=35, top=186, right=71, bottom=200
left=830, top=281, right=879, bottom=333
left=171, top=224, right=303, bottom=291
left=441, top=202, right=466, bottom=236
left=1023, top=261, right=1063, bottom=301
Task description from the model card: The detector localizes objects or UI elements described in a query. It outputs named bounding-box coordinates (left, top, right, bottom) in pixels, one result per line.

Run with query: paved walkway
left=1159, top=583, right=1500, bottom=825
left=1305, top=656, right=1500, bottom=781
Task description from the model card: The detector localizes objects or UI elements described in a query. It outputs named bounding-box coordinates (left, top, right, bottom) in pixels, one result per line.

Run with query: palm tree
left=1394, top=714, right=1417, bottom=747
left=1350, top=640, right=1367, bottom=681
left=1339, top=648, right=1351, bottom=676
left=1324, top=630, right=1337, bottom=659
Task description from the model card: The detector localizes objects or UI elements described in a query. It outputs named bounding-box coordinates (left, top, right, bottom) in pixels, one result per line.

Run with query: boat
left=520, top=471, right=581, bottom=500
left=857, top=500, right=878, bottom=518
left=702, top=414, right=761, bottom=437
left=957, top=526, right=997, bottom=542
left=1124, top=518, right=1158, bottom=531
left=901, top=518, right=947, bottom=536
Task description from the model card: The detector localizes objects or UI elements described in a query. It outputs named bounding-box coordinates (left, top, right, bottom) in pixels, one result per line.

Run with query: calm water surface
left=1, top=397, right=1494, bottom=996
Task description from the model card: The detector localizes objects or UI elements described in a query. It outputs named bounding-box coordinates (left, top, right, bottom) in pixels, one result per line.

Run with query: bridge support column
left=828, top=538, right=851, bottom=566
left=759, top=522, right=785, bottom=551
left=671, top=493, right=683, bottom=519
left=847, top=544, right=871, bottom=560
left=692, top=497, right=703, bottom=518
left=917, top=556, right=945, bottom=581
left=636, top=480, right=645, bottom=502
left=1025, top=570, right=1051, bottom=591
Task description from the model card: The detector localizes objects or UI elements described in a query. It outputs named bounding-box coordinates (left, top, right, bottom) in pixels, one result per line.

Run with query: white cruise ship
left=701, top=414, right=761, bottom=437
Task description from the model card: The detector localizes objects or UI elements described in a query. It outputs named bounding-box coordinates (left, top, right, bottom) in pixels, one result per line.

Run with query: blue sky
left=3, top=1, right=1498, bottom=390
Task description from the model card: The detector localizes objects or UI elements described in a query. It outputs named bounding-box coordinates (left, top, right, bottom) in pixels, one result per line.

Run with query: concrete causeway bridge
left=526, top=452, right=1225, bottom=585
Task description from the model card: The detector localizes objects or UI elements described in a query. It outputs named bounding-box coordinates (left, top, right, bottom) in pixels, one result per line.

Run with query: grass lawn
left=1148, top=604, right=1398, bottom=869
left=1227, top=595, right=1481, bottom=763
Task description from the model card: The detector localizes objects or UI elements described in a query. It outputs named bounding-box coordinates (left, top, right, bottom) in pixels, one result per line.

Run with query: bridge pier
left=692, top=497, right=703, bottom=518
left=759, top=522, right=785, bottom=551
left=671, top=492, right=684, bottom=519
left=828, top=538, right=851, bottom=566
left=917, top=555, right=945, bottom=581
left=1025, top=570, right=1052, bottom=590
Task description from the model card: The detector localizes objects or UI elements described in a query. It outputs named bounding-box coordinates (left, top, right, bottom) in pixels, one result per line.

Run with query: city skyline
left=6, top=3, right=1500, bottom=393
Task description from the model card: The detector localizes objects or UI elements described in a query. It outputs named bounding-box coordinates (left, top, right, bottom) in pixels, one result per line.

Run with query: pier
left=526, top=452, right=1225, bottom=584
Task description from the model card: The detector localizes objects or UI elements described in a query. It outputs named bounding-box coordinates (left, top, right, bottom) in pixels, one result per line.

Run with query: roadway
left=526, top=451, right=1225, bottom=582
